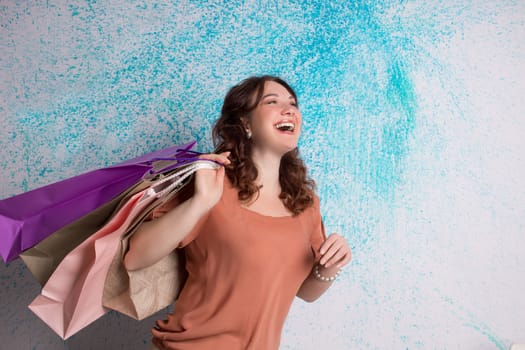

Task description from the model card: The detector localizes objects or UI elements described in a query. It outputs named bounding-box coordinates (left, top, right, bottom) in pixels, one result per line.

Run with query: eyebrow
left=261, top=93, right=296, bottom=100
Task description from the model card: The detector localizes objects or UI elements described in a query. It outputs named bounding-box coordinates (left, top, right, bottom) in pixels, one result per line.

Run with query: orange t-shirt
left=151, top=176, right=326, bottom=350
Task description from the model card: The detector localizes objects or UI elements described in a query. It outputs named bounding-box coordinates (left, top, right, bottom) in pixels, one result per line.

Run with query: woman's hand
left=319, top=233, right=352, bottom=269
left=192, top=151, right=231, bottom=213
left=297, top=233, right=351, bottom=301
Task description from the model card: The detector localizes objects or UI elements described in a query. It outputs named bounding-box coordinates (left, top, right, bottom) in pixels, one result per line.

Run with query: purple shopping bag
left=0, top=141, right=199, bottom=263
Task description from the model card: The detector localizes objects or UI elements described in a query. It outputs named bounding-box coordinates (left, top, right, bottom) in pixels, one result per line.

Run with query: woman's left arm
left=296, top=233, right=352, bottom=302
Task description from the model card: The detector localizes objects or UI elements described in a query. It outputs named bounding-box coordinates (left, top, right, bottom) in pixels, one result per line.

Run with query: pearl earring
left=246, top=130, right=252, bottom=139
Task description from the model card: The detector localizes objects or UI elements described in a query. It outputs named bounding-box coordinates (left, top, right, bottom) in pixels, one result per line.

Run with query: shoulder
left=298, top=193, right=321, bottom=224
left=312, top=193, right=321, bottom=209
left=309, top=194, right=324, bottom=230
left=309, top=193, right=321, bottom=214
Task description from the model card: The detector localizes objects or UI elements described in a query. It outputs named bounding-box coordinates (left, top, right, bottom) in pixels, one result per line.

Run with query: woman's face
left=246, top=80, right=302, bottom=156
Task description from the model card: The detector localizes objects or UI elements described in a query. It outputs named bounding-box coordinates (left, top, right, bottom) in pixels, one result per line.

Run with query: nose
left=281, top=103, right=295, bottom=116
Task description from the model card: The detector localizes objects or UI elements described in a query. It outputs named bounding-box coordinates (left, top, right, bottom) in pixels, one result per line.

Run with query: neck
left=250, top=147, right=282, bottom=195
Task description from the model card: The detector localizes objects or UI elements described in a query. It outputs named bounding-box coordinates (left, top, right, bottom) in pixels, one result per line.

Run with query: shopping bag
left=29, top=191, right=153, bottom=339
left=103, top=160, right=218, bottom=320
left=0, top=141, right=198, bottom=263
left=19, top=148, right=210, bottom=284
left=19, top=180, right=149, bottom=285
left=28, top=160, right=218, bottom=339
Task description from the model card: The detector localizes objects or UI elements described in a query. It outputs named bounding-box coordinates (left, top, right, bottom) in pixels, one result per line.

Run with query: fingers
left=319, top=241, right=343, bottom=267
left=326, top=248, right=351, bottom=269
left=195, top=160, right=226, bottom=188
left=319, top=233, right=352, bottom=269
left=319, top=233, right=342, bottom=261
left=193, top=161, right=226, bottom=212
left=198, top=151, right=231, bottom=166
left=319, top=233, right=339, bottom=255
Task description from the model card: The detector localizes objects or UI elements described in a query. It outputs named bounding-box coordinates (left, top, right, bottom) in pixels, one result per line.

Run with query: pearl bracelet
left=313, top=264, right=341, bottom=282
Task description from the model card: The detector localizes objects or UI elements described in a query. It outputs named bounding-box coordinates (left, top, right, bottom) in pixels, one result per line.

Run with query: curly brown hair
left=212, top=75, right=316, bottom=215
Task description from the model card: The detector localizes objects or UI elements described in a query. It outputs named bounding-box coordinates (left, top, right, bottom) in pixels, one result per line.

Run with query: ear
left=240, top=117, right=251, bottom=132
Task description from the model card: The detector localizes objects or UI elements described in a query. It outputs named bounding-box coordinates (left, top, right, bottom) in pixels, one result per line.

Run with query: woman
left=124, top=76, right=352, bottom=349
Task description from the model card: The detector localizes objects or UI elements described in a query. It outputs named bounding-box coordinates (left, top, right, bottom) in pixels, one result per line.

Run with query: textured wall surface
left=1, top=1, right=524, bottom=349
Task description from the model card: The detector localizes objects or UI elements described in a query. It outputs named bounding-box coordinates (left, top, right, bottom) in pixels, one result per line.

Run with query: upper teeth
left=275, top=122, right=295, bottom=131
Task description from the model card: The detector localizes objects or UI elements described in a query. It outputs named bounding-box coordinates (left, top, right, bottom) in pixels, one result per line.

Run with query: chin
left=265, top=136, right=299, bottom=156
left=277, top=144, right=298, bottom=156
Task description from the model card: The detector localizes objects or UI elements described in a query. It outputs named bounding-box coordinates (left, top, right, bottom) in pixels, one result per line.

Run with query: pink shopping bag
left=28, top=191, right=154, bottom=339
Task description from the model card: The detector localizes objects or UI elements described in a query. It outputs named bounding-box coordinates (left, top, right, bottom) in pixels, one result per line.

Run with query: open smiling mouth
left=274, top=122, right=295, bottom=133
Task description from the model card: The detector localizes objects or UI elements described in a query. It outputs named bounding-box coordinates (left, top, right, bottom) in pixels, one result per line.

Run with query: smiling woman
left=213, top=76, right=309, bottom=215
left=123, top=75, right=352, bottom=349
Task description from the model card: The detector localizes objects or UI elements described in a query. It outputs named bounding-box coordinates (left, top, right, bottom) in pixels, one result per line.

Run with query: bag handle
left=158, top=161, right=219, bottom=197
left=145, top=145, right=222, bottom=177
left=143, top=160, right=219, bottom=200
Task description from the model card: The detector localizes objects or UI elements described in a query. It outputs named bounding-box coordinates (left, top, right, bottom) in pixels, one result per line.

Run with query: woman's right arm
left=123, top=152, right=230, bottom=271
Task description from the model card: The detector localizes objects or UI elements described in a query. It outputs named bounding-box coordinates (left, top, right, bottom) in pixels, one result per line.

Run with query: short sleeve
left=310, top=195, right=327, bottom=263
